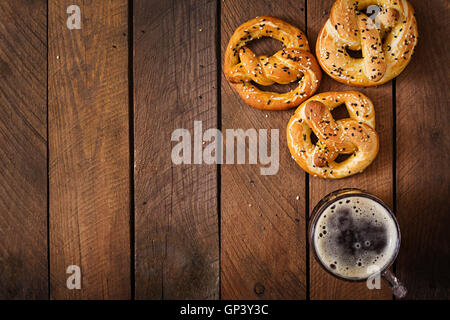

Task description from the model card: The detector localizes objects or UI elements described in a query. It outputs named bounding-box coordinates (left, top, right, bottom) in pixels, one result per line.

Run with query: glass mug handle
left=382, top=269, right=407, bottom=299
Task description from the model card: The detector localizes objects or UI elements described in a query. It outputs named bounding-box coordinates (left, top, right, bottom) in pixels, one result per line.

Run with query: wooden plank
left=308, top=0, right=393, bottom=299
left=221, top=0, right=307, bottom=299
left=0, top=0, right=48, bottom=299
left=134, top=0, right=219, bottom=299
left=396, top=0, right=450, bottom=300
left=48, top=0, right=130, bottom=299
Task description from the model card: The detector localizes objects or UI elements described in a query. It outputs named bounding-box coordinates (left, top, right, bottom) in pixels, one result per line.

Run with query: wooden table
left=0, top=0, right=448, bottom=300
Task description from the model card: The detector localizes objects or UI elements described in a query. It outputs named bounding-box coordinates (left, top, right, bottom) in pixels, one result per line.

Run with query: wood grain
left=134, top=0, right=219, bottom=299
left=396, top=0, right=450, bottom=300
left=308, top=0, right=393, bottom=299
left=0, top=0, right=48, bottom=299
left=221, top=0, right=307, bottom=299
left=0, top=0, right=447, bottom=301
left=48, top=0, right=130, bottom=299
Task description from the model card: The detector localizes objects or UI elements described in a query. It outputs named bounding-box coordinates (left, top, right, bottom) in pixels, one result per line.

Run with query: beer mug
left=309, top=188, right=407, bottom=298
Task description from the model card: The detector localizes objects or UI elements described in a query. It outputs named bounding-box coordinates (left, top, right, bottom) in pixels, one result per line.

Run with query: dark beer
left=311, top=194, right=399, bottom=280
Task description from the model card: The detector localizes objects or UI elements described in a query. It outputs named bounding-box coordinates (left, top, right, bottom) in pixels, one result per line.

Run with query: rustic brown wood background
left=0, top=0, right=448, bottom=300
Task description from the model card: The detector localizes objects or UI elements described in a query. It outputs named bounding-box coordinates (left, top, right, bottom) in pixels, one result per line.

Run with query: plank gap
left=304, top=0, right=310, bottom=301
left=392, top=78, right=397, bottom=300
left=46, top=0, right=51, bottom=301
left=216, top=0, right=223, bottom=301
left=129, top=0, right=136, bottom=300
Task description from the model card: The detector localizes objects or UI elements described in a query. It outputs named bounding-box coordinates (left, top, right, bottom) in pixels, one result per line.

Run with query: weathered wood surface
left=134, top=0, right=219, bottom=299
left=221, top=0, right=308, bottom=299
left=48, top=0, right=130, bottom=299
left=0, top=0, right=48, bottom=299
left=0, top=0, right=448, bottom=300
left=396, top=0, right=450, bottom=300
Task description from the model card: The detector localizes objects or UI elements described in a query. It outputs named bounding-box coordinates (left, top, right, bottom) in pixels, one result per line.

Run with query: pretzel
left=287, top=91, right=379, bottom=179
left=316, top=0, right=418, bottom=86
left=224, top=16, right=322, bottom=110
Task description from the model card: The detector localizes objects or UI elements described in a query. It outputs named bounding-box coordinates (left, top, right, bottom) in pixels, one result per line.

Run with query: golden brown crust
left=287, top=91, right=379, bottom=179
left=224, top=16, right=322, bottom=110
left=316, top=0, right=418, bottom=86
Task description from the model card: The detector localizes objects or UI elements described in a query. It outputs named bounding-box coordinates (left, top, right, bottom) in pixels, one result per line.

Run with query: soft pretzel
left=316, top=0, right=418, bottom=86
left=224, top=16, right=322, bottom=110
left=287, top=91, right=379, bottom=179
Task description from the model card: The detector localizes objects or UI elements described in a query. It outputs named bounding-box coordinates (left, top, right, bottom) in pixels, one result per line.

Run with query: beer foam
left=313, top=196, right=399, bottom=280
